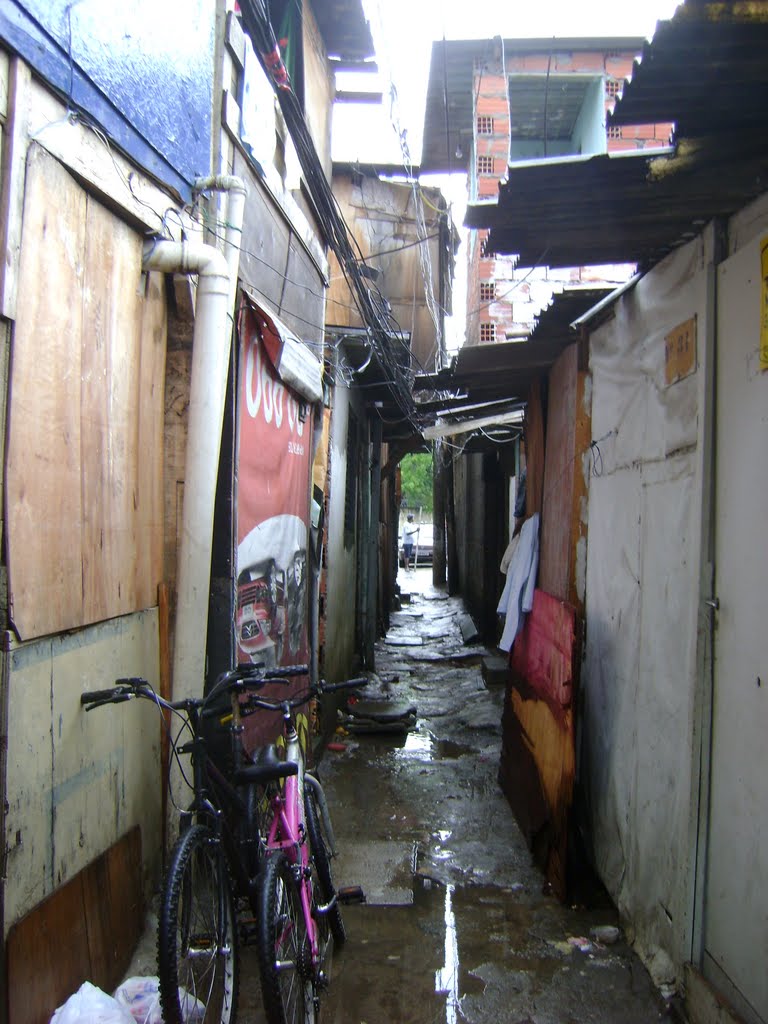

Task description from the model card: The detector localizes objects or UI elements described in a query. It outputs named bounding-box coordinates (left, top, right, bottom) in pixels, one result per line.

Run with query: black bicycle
left=81, top=663, right=309, bottom=1024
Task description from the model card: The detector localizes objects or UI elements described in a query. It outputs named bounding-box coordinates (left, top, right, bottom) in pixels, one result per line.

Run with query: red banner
left=236, top=306, right=313, bottom=681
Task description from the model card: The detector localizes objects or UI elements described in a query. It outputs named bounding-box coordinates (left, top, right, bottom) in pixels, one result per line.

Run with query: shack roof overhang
left=414, top=287, right=612, bottom=439
left=464, top=2, right=768, bottom=272
left=312, top=0, right=374, bottom=61
left=420, top=35, right=645, bottom=174
left=465, top=137, right=768, bottom=271
left=608, top=4, right=768, bottom=141
left=327, top=326, right=420, bottom=443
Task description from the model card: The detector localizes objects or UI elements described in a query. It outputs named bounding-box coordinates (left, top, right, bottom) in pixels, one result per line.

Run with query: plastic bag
left=50, top=981, right=135, bottom=1024
left=113, top=977, right=162, bottom=1024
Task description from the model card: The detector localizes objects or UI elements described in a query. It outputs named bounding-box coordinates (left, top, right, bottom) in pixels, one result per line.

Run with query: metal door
left=703, top=236, right=768, bottom=1023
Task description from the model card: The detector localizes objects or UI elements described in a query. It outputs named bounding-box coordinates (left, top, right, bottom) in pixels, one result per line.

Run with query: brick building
left=422, top=38, right=672, bottom=345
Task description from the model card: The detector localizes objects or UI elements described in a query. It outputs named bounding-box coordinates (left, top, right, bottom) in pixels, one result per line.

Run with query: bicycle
left=242, top=674, right=366, bottom=1024
left=80, top=662, right=311, bottom=1024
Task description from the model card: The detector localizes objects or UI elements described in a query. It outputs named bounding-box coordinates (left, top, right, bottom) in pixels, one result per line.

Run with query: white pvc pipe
left=143, top=239, right=230, bottom=700
left=194, top=175, right=247, bottom=317
left=143, top=174, right=245, bottom=702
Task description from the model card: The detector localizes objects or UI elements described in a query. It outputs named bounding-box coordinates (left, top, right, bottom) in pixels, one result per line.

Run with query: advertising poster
left=236, top=304, right=314, bottom=747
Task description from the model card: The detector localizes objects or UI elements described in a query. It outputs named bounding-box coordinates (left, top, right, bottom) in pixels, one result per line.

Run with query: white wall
left=323, top=382, right=362, bottom=682
left=583, top=235, right=710, bottom=989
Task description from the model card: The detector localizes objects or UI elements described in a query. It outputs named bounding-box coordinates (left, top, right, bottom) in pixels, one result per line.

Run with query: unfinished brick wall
left=464, top=46, right=673, bottom=346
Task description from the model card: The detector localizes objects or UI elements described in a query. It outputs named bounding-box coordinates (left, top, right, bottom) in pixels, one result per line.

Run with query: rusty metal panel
left=499, top=589, right=579, bottom=900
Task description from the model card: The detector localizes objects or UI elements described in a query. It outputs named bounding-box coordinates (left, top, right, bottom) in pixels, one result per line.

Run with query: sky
left=331, top=0, right=682, bottom=351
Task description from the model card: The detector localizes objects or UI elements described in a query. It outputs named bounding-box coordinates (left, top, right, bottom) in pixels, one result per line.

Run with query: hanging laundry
left=496, top=513, right=540, bottom=652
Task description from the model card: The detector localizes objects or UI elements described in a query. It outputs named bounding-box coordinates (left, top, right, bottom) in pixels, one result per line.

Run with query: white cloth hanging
left=496, top=513, right=540, bottom=652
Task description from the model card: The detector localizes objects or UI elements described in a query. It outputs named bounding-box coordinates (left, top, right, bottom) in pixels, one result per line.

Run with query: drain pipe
left=142, top=176, right=245, bottom=700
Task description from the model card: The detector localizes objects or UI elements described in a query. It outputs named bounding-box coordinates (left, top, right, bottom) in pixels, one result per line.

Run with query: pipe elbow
left=194, top=174, right=247, bottom=198
left=142, top=238, right=229, bottom=281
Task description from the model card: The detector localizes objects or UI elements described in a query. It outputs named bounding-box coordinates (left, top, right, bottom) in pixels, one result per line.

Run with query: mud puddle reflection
left=323, top=876, right=543, bottom=1024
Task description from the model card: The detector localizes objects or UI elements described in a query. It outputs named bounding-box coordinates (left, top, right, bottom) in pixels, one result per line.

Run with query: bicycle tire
left=158, top=825, right=239, bottom=1024
left=257, top=851, right=316, bottom=1024
left=304, top=787, right=346, bottom=947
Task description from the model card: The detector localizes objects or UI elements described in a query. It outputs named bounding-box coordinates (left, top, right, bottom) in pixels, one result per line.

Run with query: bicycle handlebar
left=81, top=668, right=366, bottom=717
left=240, top=675, right=368, bottom=714
left=81, top=664, right=312, bottom=713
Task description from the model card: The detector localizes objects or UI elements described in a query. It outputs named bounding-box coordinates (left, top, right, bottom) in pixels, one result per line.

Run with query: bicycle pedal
left=337, top=885, right=366, bottom=905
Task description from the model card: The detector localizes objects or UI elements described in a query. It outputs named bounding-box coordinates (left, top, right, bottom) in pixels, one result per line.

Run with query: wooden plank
left=6, top=144, right=85, bottom=638
left=81, top=197, right=142, bottom=622
left=0, top=58, right=31, bottom=320
left=134, top=271, right=166, bottom=607
left=6, top=873, right=90, bottom=1024
left=101, top=826, right=143, bottom=989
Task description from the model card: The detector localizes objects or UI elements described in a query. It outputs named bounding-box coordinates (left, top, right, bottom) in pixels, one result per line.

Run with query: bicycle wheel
left=257, top=851, right=316, bottom=1024
left=158, top=825, right=239, bottom=1024
left=304, top=787, right=346, bottom=947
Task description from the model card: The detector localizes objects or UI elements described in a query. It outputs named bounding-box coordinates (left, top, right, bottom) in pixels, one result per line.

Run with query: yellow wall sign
left=761, top=238, right=768, bottom=371
left=665, top=316, right=697, bottom=386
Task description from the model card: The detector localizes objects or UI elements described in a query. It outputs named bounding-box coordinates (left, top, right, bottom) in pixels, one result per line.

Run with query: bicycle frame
left=264, top=709, right=322, bottom=967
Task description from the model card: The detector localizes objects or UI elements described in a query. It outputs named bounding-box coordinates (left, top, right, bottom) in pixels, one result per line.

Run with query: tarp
left=582, top=235, right=707, bottom=979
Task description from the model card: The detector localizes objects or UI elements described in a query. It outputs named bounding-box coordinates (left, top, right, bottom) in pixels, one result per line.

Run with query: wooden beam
left=423, top=409, right=523, bottom=440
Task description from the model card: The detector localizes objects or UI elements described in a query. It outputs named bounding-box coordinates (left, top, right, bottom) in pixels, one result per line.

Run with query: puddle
left=322, top=879, right=545, bottom=1024
left=395, top=728, right=476, bottom=763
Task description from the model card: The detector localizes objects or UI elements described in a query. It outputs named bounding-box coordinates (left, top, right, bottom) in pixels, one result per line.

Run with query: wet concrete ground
left=315, top=569, right=669, bottom=1024
left=123, top=568, right=670, bottom=1022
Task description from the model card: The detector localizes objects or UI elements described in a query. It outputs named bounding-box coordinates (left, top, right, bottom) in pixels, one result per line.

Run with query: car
left=236, top=559, right=286, bottom=666
left=399, top=522, right=434, bottom=566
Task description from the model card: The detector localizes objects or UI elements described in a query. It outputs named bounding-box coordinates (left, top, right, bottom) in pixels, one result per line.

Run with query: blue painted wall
left=1, top=0, right=215, bottom=199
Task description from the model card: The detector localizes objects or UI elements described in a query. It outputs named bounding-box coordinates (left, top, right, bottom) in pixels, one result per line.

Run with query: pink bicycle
left=242, top=674, right=365, bottom=1024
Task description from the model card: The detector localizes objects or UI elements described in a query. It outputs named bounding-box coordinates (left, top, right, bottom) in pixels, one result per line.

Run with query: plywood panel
left=6, top=143, right=85, bottom=637
left=7, top=870, right=90, bottom=1024
left=6, top=145, right=165, bottom=638
left=7, top=828, right=142, bottom=1024
left=81, top=199, right=142, bottom=622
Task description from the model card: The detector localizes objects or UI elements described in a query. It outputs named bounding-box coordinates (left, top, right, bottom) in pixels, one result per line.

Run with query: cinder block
left=482, top=655, right=509, bottom=687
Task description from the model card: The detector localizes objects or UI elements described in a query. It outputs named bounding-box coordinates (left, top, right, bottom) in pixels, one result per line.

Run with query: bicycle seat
left=233, top=745, right=298, bottom=786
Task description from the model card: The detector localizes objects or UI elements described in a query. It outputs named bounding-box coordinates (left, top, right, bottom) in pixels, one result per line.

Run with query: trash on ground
left=339, top=697, right=417, bottom=734
left=113, top=977, right=162, bottom=1023
left=590, top=924, right=621, bottom=945
left=50, top=982, right=134, bottom=1024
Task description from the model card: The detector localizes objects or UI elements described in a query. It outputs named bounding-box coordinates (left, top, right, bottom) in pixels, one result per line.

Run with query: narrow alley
left=314, top=569, right=668, bottom=1024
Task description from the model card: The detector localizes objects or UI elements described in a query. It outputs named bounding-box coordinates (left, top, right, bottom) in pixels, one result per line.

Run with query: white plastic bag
left=113, top=977, right=162, bottom=1024
left=50, top=981, right=134, bottom=1024
left=114, top=977, right=206, bottom=1024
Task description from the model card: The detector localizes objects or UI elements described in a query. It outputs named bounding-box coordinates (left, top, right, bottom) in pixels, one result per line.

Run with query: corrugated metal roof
left=420, top=36, right=645, bottom=174
left=609, top=1, right=768, bottom=138
left=312, top=0, right=374, bottom=61
left=460, top=3, right=768, bottom=272
left=465, top=136, right=768, bottom=269
left=413, top=288, right=609, bottom=413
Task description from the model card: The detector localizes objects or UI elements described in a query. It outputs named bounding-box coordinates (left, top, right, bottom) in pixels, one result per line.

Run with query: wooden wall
left=5, top=145, right=165, bottom=639
left=538, top=343, right=591, bottom=611
left=6, top=828, right=142, bottom=1024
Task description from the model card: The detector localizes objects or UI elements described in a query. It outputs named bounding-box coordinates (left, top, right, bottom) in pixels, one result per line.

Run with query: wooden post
left=365, top=418, right=382, bottom=666
left=158, top=582, right=172, bottom=864
left=432, top=439, right=447, bottom=587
